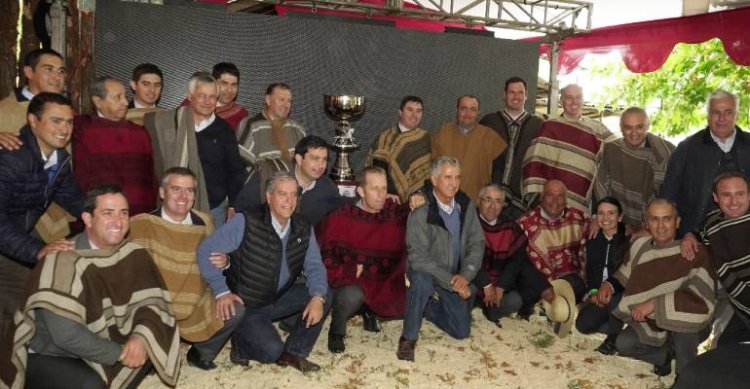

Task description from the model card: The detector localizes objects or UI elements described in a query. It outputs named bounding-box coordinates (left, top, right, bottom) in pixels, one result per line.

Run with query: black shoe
left=276, top=351, right=321, bottom=372
left=229, top=337, right=250, bottom=366
left=653, top=360, right=672, bottom=377
left=595, top=339, right=617, bottom=355
left=490, top=319, right=503, bottom=328
left=328, top=332, right=346, bottom=353
left=517, top=307, right=533, bottom=321
left=186, top=346, right=216, bottom=370
left=362, top=310, right=380, bottom=333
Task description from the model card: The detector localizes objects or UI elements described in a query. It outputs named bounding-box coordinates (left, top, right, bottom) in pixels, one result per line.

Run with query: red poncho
left=316, top=200, right=408, bottom=318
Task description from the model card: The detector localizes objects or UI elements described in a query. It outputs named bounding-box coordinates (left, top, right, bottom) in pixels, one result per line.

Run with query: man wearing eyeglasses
left=474, top=183, right=539, bottom=327
left=431, top=95, right=506, bottom=204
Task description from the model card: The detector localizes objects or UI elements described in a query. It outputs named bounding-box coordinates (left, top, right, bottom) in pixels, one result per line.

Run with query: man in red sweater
left=73, top=76, right=158, bottom=215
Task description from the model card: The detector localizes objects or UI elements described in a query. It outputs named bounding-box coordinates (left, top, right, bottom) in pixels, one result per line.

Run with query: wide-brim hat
left=542, top=279, right=578, bottom=338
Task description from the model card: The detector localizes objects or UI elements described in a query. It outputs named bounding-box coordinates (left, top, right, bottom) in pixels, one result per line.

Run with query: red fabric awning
left=529, top=6, right=750, bottom=75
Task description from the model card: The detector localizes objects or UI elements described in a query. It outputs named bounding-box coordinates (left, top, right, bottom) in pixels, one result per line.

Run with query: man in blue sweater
left=198, top=171, right=332, bottom=372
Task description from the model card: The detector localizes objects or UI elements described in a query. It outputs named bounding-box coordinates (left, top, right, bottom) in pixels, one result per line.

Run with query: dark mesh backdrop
left=95, top=1, right=539, bottom=170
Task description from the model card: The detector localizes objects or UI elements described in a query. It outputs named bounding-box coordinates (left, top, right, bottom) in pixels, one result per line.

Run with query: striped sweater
left=705, top=211, right=750, bottom=330
left=612, top=236, right=717, bottom=346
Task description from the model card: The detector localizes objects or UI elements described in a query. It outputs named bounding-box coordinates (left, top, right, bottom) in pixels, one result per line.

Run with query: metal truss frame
left=226, top=0, right=593, bottom=34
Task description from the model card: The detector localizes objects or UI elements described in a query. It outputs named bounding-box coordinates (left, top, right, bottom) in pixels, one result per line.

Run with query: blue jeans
left=401, top=268, right=473, bottom=341
left=234, top=284, right=333, bottom=363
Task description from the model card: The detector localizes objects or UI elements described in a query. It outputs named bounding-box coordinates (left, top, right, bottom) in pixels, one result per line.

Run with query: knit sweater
left=72, top=115, right=158, bottom=215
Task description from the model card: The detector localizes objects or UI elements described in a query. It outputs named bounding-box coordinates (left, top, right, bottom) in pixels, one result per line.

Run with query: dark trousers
left=330, top=285, right=365, bottom=336
left=517, top=267, right=587, bottom=313
left=615, top=325, right=708, bottom=375
left=193, top=302, right=245, bottom=362
left=0, top=256, right=31, bottom=375
left=575, top=293, right=623, bottom=336
left=673, top=320, right=750, bottom=389
left=234, top=284, right=332, bottom=363
left=25, top=354, right=150, bottom=389
left=401, top=269, right=474, bottom=341
left=479, top=290, right=523, bottom=322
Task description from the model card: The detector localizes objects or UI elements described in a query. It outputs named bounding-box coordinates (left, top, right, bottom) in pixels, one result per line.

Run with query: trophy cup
left=324, top=95, right=365, bottom=196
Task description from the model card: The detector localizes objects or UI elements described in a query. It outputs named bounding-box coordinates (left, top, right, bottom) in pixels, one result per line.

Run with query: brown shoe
left=275, top=351, right=321, bottom=372
left=396, top=336, right=417, bottom=361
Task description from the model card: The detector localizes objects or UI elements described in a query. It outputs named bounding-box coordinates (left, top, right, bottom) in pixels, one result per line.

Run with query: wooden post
left=66, top=0, right=96, bottom=114
left=0, top=0, right=20, bottom=99
left=18, top=0, right=41, bottom=84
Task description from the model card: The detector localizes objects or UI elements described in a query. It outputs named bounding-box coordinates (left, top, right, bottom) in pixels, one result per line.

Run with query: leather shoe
left=595, top=338, right=617, bottom=356
left=396, top=336, right=416, bottom=361
left=186, top=346, right=216, bottom=370
left=328, top=331, right=346, bottom=353
left=362, top=310, right=381, bottom=333
left=276, top=351, right=321, bottom=372
left=229, top=337, right=250, bottom=366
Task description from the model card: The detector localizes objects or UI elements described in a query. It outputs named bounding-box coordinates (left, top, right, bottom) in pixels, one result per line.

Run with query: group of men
left=0, top=46, right=747, bottom=388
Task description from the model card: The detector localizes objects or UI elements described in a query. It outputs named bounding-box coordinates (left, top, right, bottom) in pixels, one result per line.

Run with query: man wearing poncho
left=607, top=199, right=716, bottom=377
left=9, top=185, right=179, bottom=388
left=317, top=166, right=409, bottom=353
left=129, top=167, right=244, bottom=370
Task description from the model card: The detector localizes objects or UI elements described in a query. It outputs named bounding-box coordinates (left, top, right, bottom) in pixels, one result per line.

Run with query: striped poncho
left=367, top=126, right=432, bottom=203
left=612, top=236, right=717, bottom=347
left=10, top=241, right=180, bottom=388
left=705, top=211, right=750, bottom=330
left=522, top=116, right=615, bottom=213
left=129, top=211, right=224, bottom=342
left=593, top=134, right=675, bottom=228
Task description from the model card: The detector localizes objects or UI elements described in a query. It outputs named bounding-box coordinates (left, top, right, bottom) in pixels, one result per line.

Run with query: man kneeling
left=10, top=185, right=180, bottom=388
left=397, top=157, right=485, bottom=361
left=610, top=199, right=716, bottom=377
left=198, top=171, right=332, bottom=372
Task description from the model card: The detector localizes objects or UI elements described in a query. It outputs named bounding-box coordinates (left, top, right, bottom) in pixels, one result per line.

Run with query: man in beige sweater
left=432, top=95, right=506, bottom=203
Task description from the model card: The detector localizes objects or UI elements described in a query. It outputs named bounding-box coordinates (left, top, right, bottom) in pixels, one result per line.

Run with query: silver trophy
left=324, top=95, right=365, bottom=183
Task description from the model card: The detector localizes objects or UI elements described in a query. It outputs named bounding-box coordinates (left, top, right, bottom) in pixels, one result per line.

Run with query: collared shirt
left=503, top=108, right=525, bottom=121
left=41, top=148, right=58, bottom=170
left=479, top=214, right=497, bottom=226
left=195, top=113, right=216, bottom=133
left=296, top=169, right=317, bottom=194
left=21, top=86, right=34, bottom=101
left=398, top=122, right=411, bottom=133
left=161, top=209, right=193, bottom=225
left=711, top=129, right=737, bottom=153
left=133, top=99, right=156, bottom=109
left=88, top=240, right=100, bottom=250
left=271, top=213, right=290, bottom=239
left=434, top=190, right=457, bottom=215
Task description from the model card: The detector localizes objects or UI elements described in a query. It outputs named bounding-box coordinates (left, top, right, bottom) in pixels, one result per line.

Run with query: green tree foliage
left=590, top=38, right=750, bottom=137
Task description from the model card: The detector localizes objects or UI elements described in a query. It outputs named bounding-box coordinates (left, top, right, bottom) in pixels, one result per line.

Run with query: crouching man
left=198, top=171, right=332, bottom=372
left=10, top=185, right=180, bottom=388
left=397, top=157, right=485, bottom=361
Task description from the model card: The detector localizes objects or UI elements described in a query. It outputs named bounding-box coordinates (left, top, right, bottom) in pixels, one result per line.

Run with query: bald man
left=517, top=180, right=589, bottom=315
left=522, top=84, right=615, bottom=213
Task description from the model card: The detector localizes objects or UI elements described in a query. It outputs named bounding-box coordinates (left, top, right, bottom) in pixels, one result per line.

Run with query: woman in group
left=575, top=197, right=630, bottom=354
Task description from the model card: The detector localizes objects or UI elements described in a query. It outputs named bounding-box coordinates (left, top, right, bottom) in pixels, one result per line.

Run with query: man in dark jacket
left=663, top=89, right=750, bottom=238
left=397, top=157, right=485, bottom=362
left=0, top=93, right=84, bottom=375
left=197, top=171, right=332, bottom=373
